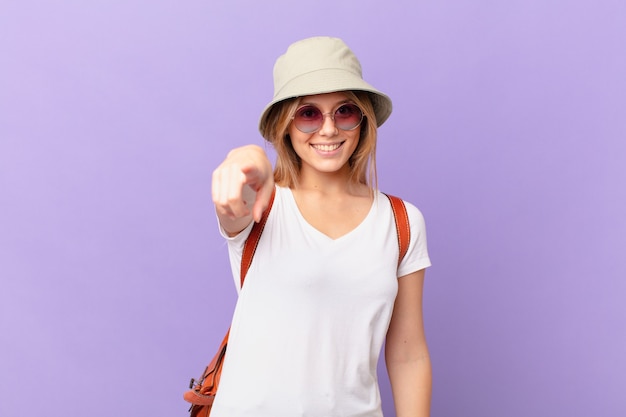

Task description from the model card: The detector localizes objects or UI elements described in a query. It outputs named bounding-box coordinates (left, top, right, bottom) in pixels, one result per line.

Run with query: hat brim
left=258, top=68, right=392, bottom=135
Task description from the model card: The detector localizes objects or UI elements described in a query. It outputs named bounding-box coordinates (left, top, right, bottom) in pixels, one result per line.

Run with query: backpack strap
left=385, top=194, right=411, bottom=267
left=240, top=188, right=276, bottom=288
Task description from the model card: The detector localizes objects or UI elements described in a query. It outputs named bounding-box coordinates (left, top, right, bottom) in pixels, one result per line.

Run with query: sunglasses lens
left=294, top=106, right=323, bottom=133
left=334, top=104, right=363, bottom=130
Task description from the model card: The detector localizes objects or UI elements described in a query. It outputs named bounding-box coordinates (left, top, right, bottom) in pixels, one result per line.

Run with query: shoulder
left=404, top=200, right=427, bottom=232
left=377, top=192, right=427, bottom=231
left=273, top=185, right=291, bottom=203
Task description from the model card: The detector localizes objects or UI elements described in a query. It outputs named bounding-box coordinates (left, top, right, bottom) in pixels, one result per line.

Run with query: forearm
left=386, top=354, right=432, bottom=417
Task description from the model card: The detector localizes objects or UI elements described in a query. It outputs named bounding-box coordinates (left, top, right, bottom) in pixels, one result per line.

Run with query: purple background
left=1, top=1, right=625, bottom=416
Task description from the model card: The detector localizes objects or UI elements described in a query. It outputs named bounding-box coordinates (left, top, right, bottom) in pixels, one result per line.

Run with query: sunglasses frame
left=291, top=102, right=364, bottom=133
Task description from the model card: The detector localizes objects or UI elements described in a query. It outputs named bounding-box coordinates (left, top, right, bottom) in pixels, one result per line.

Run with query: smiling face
left=287, top=92, right=362, bottom=180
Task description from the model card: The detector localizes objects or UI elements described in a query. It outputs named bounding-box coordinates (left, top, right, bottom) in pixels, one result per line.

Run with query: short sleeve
left=217, top=213, right=255, bottom=292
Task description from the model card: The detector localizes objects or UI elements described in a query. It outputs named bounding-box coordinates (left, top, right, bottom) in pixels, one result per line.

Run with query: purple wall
left=1, top=1, right=624, bottom=416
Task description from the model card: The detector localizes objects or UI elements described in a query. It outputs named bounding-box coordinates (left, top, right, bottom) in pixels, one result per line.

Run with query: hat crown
left=273, top=37, right=363, bottom=98
left=258, top=36, right=392, bottom=134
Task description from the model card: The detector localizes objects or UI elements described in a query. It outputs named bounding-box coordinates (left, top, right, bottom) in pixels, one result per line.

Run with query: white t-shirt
left=211, top=186, right=431, bottom=417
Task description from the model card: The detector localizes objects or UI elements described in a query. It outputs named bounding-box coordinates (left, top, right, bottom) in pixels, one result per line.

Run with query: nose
left=318, top=112, right=338, bottom=136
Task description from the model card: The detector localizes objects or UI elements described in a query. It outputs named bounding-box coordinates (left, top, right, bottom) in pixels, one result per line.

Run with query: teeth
left=312, top=143, right=341, bottom=151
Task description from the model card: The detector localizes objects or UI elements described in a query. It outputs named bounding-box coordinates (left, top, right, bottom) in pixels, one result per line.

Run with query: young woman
left=210, top=36, right=432, bottom=417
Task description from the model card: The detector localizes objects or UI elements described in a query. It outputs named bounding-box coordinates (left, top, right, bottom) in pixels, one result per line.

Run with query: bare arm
left=211, top=145, right=274, bottom=236
left=385, top=268, right=432, bottom=417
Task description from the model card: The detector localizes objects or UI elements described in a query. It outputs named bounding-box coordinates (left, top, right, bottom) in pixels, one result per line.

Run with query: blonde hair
left=260, top=91, right=378, bottom=190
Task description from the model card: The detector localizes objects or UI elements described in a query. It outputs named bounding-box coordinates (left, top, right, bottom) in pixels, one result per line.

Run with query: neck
left=295, top=165, right=370, bottom=197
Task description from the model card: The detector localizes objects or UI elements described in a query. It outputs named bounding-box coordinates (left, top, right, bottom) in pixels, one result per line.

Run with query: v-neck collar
left=283, top=187, right=377, bottom=242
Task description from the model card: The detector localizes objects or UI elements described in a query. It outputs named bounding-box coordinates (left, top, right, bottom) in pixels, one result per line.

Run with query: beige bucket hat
left=258, top=36, right=393, bottom=134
